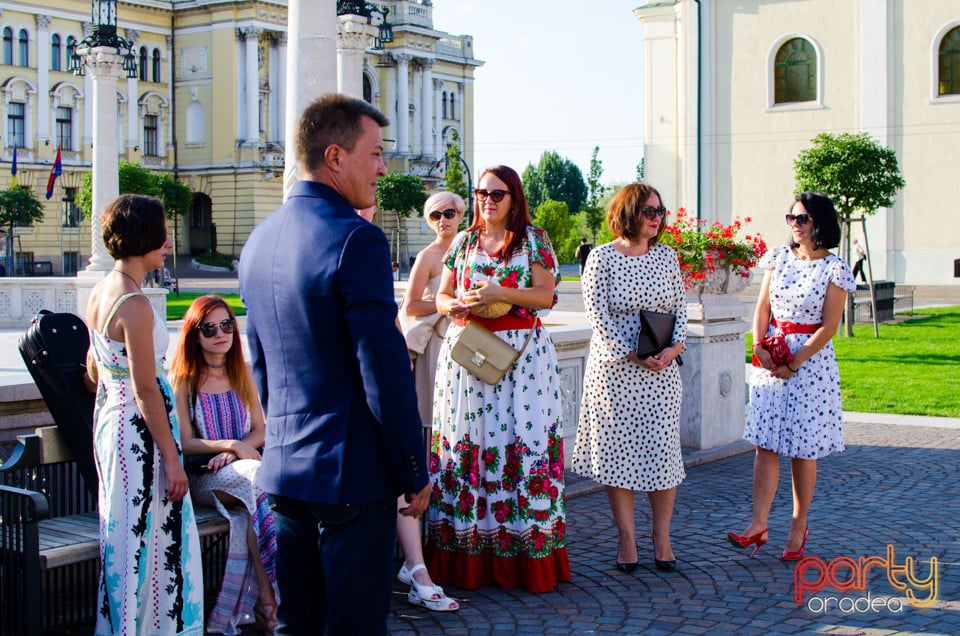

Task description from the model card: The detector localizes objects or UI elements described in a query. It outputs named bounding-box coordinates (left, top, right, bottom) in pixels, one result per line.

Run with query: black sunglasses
left=641, top=205, right=667, bottom=220
left=786, top=213, right=812, bottom=226
left=474, top=189, right=509, bottom=203
left=429, top=208, right=459, bottom=221
left=198, top=319, right=235, bottom=338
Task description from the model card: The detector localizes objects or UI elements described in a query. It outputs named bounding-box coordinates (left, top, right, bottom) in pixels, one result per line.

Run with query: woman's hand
left=205, top=451, right=237, bottom=473
left=460, top=278, right=504, bottom=310
left=230, top=440, right=262, bottom=461
left=752, top=345, right=776, bottom=371
left=438, top=295, right=471, bottom=320
left=163, top=455, right=190, bottom=501
left=627, top=347, right=678, bottom=372
left=772, top=364, right=797, bottom=380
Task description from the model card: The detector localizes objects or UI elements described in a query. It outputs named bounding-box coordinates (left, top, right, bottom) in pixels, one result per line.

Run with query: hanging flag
left=46, top=147, right=62, bottom=200
left=10, top=145, right=17, bottom=187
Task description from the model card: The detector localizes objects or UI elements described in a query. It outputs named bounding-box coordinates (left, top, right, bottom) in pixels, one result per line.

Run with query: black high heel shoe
left=652, top=533, right=678, bottom=573
left=616, top=542, right=639, bottom=573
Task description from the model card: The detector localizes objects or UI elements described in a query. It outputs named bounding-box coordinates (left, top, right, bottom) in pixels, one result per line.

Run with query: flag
left=10, top=145, right=16, bottom=187
left=46, top=147, right=62, bottom=200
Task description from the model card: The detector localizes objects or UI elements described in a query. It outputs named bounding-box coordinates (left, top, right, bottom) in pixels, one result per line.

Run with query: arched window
left=939, top=26, right=960, bottom=96
left=450, top=92, right=456, bottom=119
left=152, top=49, right=161, bottom=82
left=774, top=37, right=817, bottom=104
left=66, top=36, right=77, bottom=66
left=17, top=29, right=28, bottom=67
left=442, top=93, right=447, bottom=118
left=362, top=74, right=372, bottom=103
left=2, top=28, right=12, bottom=65
left=138, top=46, right=147, bottom=81
left=51, top=34, right=61, bottom=71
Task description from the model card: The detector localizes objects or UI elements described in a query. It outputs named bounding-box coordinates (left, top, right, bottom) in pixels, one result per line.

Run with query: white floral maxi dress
left=91, top=293, right=204, bottom=635
left=573, top=243, right=687, bottom=492
left=744, top=245, right=857, bottom=459
left=425, top=227, right=570, bottom=593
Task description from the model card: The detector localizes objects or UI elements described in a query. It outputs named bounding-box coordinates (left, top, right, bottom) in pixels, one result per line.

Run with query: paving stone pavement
left=387, top=421, right=960, bottom=635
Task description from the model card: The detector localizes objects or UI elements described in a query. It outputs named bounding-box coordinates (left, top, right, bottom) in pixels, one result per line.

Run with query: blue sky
left=433, top=1, right=646, bottom=186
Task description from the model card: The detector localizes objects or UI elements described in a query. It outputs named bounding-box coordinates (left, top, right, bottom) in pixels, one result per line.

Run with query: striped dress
left=189, top=390, right=277, bottom=635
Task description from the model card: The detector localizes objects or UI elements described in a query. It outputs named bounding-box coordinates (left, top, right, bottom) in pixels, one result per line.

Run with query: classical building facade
left=0, top=0, right=480, bottom=274
left=635, top=0, right=960, bottom=284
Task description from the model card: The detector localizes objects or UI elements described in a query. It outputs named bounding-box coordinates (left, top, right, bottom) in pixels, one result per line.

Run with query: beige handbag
left=451, top=320, right=536, bottom=385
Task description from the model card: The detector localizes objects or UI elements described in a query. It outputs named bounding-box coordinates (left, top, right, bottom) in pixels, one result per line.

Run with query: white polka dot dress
left=573, top=242, right=687, bottom=492
left=744, top=245, right=857, bottom=459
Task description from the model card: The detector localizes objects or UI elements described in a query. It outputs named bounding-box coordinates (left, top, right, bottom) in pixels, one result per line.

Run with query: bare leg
left=742, top=447, right=779, bottom=537
left=606, top=486, right=637, bottom=563
left=396, top=495, right=433, bottom=588
left=786, top=458, right=817, bottom=551
left=648, top=488, right=676, bottom=561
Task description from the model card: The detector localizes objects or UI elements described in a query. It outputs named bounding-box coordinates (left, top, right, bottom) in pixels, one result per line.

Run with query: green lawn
left=166, top=293, right=246, bottom=321
left=746, top=307, right=960, bottom=417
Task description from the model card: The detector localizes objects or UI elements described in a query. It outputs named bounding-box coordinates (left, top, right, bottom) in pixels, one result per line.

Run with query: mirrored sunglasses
left=786, top=213, right=812, bottom=226
left=198, top=319, right=235, bottom=338
left=429, top=208, right=459, bottom=221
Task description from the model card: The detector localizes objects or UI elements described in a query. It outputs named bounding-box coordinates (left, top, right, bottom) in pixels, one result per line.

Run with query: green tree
left=444, top=130, right=469, bottom=202
left=76, top=161, right=191, bottom=221
left=533, top=199, right=575, bottom=263
left=794, top=131, right=905, bottom=335
left=376, top=172, right=427, bottom=265
left=522, top=151, right=588, bottom=215
left=583, top=146, right=605, bottom=241
left=0, top=185, right=45, bottom=275
left=636, top=157, right=646, bottom=182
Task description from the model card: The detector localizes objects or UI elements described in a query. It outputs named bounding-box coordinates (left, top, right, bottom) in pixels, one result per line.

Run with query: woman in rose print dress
left=425, top=165, right=570, bottom=593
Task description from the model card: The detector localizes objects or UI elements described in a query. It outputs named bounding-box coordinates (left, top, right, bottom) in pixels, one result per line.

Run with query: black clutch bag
left=636, top=310, right=683, bottom=366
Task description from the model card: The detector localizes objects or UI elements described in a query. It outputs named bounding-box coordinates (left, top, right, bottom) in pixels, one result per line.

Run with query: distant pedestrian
left=574, top=238, right=592, bottom=276
left=852, top=238, right=866, bottom=283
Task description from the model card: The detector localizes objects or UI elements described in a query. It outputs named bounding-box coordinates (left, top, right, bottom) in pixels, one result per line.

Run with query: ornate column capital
left=82, top=22, right=94, bottom=38
left=237, top=27, right=263, bottom=41
left=433, top=78, right=444, bottom=90
left=337, top=14, right=378, bottom=51
left=35, top=15, right=52, bottom=31
left=274, top=32, right=288, bottom=46
left=418, top=58, right=435, bottom=71
left=125, top=29, right=140, bottom=44
left=395, top=52, right=412, bottom=66
left=81, top=47, right=126, bottom=79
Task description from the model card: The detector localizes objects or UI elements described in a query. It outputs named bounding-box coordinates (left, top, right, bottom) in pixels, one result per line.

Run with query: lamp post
left=336, top=1, right=394, bottom=49
left=70, top=0, right=137, bottom=273
left=432, top=153, right=474, bottom=226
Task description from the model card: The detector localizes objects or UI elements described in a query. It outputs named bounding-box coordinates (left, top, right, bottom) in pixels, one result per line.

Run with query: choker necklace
left=114, top=268, right=142, bottom=289
left=205, top=361, right=226, bottom=369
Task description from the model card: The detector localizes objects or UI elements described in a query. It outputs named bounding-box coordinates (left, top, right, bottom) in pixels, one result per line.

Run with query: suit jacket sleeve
left=339, top=223, right=429, bottom=495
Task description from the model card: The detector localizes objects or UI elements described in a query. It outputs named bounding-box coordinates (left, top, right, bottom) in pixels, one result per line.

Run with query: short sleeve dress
left=743, top=245, right=857, bottom=459
left=572, top=242, right=687, bottom=492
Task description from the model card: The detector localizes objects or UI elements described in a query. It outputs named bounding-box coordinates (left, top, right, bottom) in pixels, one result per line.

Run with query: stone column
left=433, top=78, right=443, bottom=158
left=420, top=59, right=434, bottom=159
left=380, top=55, right=396, bottom=149
left=242, top=27, right=263, bottom=145
left=337, top=14, right=377, bottom=98
left=276, top=33, right=287, bottom=142
left=35, top=15, right=51, bottom=144
left=395, top=53, right=411, bottom=156
left=283, top=0, right=338, bottom=201
left=411, top=61, right=422, bottom=155
left=125, top=31, right=140, bottom=150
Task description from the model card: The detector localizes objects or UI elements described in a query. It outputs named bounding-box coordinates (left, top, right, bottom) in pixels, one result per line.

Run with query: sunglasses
left=786, top=213, right=812, bottom=226
left=640, top=205, right=667, bottom=220
left=429, top=208, right=459, bottom=221
left=474, top=189, right=510, bottom=203
left=198, top=319, right=235, bottom=338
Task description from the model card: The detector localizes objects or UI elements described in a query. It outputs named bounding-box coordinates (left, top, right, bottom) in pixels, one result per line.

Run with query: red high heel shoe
left=727, top=528, right=768, bottom=558
left=781, top=527, right=809, bottom=561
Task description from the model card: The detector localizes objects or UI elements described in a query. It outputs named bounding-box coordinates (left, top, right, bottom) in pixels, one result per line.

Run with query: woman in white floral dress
left=728, top=193, right=856, bottom=561
left=425, top=165, right=570, bottom=593
left=573, top=183, right=687, bottom=575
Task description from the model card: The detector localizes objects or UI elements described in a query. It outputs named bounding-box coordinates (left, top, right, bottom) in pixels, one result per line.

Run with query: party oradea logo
left=794, top=545, right=939, bottom=613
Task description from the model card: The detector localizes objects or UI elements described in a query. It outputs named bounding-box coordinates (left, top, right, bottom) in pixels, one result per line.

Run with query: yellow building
left=0, top=1, right=480, bottom=274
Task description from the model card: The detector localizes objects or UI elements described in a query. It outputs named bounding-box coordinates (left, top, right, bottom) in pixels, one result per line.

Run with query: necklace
left=114, top=268, right=141, bottom=289
left=204, top=361, right=226, bottom=369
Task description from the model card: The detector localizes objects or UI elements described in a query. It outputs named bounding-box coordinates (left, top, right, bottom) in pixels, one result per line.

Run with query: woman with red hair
left=169, top=295, right=277, bottom=634
left=426, top=165, right=570, bottom=593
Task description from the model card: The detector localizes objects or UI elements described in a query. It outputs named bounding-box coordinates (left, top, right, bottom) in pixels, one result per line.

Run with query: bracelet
left=786, top=363, right=799, bottom=373
left=751, top=342, right=764, bottom=351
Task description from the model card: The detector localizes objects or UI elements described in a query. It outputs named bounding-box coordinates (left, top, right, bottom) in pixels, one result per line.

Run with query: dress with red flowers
left=425, top=226, right=570, bottom=593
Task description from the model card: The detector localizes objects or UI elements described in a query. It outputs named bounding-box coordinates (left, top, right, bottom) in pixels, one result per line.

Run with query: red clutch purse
left=751, top=334, right=794, bottom=367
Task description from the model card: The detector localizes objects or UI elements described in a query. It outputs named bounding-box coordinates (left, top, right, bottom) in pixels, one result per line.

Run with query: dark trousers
left=852, top=258, right=866, bottom=282
left=271, top=495, right=396, bottom=636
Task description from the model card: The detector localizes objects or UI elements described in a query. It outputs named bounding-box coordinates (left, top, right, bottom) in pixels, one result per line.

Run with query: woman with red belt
left=425, top=165, right=570, bottom=593
left=728, top=192, right=856, bottom=560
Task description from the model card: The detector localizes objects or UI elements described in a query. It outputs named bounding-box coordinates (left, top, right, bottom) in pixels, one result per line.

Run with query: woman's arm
left=582, top=253, right=633, bottom=362
left=400, top=248, right=440, bottom=317
left=436, top=265, right=470, bottom=320
left=460, top=262, right=555, bottom=311
left=773, top=281, right=847, bottom=379
left=119, top=296, right=189, bottom=501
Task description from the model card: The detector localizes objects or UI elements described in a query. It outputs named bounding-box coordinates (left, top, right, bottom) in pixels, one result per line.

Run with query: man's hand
left=399, top=482, right=431, bottom=518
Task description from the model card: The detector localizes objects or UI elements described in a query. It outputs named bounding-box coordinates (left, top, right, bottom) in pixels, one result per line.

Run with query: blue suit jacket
left=238, top=180, right=428, bottom=503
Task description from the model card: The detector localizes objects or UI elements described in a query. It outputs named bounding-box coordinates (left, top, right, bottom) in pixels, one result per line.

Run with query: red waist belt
left=770, top=318, right=821, bottom=334
left=454, top=314, right=541, bottom=332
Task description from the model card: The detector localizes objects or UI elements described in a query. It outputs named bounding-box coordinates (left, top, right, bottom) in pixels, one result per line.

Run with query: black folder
left=635, top=310, right=683, bottom=365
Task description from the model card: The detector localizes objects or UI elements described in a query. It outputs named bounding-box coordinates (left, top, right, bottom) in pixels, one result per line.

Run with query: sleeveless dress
left=90, top=292, right=204, bottom=635
left=188, top=389, right=277, bottom=635
left=744, top=245, right=857, bottom=459
left=411, top=273, right=450, bottom=428
left=425, top=227, right=570, bottom=593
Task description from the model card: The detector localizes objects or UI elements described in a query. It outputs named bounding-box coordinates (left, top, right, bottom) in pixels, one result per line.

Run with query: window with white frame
left=66, top=36, right=77, bottom=66
left=774, top=38, right=817, bottom=104
left=2, top=28, right=12, bottom=65
left=51, top=34, right=61, bottom=71
left=18, top=29, right=28, bottom=67
left=143, top=114, right=159, bottom=156
left=8, top=102, right=25, bottom=147
left=939, top=26, right=960, bottom=96
left=139, top=47, right=147, bottom=81
left=152, top=49, right=161, bottom=82
left=56, top=106, right=73, bottom=151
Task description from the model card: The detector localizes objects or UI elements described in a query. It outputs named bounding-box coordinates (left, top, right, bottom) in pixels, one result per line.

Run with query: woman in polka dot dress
left=573, top=183, right=687, bottom=574
left=728, top=193, right=856, bottom=561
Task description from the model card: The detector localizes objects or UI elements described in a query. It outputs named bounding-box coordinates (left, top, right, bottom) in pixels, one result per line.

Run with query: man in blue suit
left=238, top=94, right=430, bottom=635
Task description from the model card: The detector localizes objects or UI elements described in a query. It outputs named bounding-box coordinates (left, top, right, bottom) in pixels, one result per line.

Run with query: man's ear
left=323, top=144, right=342, bottom=171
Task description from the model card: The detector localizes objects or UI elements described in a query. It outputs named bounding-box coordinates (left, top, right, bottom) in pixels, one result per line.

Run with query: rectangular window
left=8, top=102, right=24, bottom=147
left=63, top=187, right=79, bottom=226
left=62, top=251, right=79, bottom=275
left=143, top=115, right=159, bottom=156
left=56, top=106, right=73, bottom=151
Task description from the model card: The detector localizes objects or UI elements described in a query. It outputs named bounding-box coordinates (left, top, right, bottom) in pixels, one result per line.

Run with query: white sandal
left=399, top=563, right=459, bottom=612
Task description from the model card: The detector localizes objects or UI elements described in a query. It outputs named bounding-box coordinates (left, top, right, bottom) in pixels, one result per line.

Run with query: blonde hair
left=423, top=191, right=465, bottom=219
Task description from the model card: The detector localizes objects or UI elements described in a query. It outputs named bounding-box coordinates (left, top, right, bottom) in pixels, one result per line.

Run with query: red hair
left=468, top=165, right=532, bottom=261
left=168, top=295, right=257, bottom=411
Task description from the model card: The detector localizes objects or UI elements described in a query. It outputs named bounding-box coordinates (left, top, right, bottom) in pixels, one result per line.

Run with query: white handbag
left=399, top=311, right=445, bottom=355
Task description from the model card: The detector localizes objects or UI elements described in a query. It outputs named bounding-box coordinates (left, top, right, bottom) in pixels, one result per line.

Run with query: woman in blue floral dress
left=425, top=165, right=570, bottom=593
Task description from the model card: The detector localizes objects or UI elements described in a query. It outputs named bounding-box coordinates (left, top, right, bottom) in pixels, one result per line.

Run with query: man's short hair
left=296, top=94, right=389, bottom=173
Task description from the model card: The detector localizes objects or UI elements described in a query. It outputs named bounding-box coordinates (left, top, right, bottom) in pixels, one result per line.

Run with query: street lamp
left=337, top=1, right=394, bottom=49
left=69, top=0, right=137, bottom=78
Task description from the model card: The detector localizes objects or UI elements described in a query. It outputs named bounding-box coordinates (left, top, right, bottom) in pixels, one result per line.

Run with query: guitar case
left=18, top=310, right=98, bottom=495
